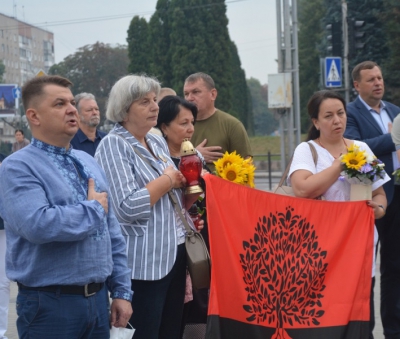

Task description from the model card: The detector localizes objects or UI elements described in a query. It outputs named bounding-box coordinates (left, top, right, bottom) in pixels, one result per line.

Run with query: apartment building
left=0, top=12, right=55, bottom=85
left=0, top=12, right=54, bottom=147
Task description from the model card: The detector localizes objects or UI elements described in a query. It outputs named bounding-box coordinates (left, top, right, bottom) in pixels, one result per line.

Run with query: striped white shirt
left=95, top=124, right=190, bottom=280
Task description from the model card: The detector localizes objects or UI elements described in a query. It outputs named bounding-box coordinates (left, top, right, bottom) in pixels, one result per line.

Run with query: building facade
left=0, top=13, right=54, bottom=149
left=0, top=12, right=55, bottom=85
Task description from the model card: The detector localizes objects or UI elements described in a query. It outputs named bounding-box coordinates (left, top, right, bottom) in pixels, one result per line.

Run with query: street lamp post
left=342, top=0, right=350, bottom=103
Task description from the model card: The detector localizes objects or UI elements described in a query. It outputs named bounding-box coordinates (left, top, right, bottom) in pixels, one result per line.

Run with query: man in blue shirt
left=0, top=76, right=132, bottom=339
left=0, top=153, right=10, bottom=339
left=70, top=92, right=107, bottom=156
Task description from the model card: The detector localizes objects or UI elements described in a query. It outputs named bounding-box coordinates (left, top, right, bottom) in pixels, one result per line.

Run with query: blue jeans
left=16, top=284, right=110, bottom=339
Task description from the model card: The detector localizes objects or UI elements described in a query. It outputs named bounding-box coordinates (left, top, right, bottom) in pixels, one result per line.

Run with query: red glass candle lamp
left=179, top=138, right=203, bottom=194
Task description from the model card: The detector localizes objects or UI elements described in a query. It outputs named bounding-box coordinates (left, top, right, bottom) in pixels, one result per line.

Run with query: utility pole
left=276, top=0, right=283, bottom=74
left=292, top=0, right=301, bottom=146
left=274, top=0, right=300, bottom=171
left=342, top=0, right=350, bottom=103
left=283, top=0, right=294, bottom=159
left=275, top=0, right=286, bottom=173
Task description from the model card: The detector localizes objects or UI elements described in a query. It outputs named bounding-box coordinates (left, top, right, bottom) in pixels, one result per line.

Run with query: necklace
left=317, top=137, right=348, bottom=159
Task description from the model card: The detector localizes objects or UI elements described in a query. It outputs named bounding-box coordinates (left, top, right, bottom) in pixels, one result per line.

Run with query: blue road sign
left=325, top=57, right=342, bottom=88
left=12, top=87, right=22, bottom=99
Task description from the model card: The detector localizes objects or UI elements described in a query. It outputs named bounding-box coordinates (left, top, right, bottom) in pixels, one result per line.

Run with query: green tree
left=298, top=0, right=325, bottom=132
left=49, top=42, right=129, bottom=120
left=347, top=0, right=388, bottom=71
left=247, top=78, right=278, bottom=136
left=147, top=0, right=174, bottom=85
left=127, top=16, right=151, bottom=75
left=322, top=0, right=389, bottom=100
left=126, top=0, right=251, bottom=128
left=381, top=0, right=400, bottom=106
left=0, top=60, right=5, bottom=83
left=169, top=0, right=232, bottom=110
left=230, top=41, right=254, bottom=134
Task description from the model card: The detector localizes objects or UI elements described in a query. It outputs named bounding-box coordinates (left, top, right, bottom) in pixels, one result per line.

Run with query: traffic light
left=326, top=22, right=342, bottom=57
left=348, top=18, right=365, bottom=58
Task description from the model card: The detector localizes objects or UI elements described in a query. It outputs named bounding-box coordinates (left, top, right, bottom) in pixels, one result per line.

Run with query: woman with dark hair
left=287, top=90, right=388, bottom=336
left=157, top=95, right=209, bottom=338
left=156, top=95, right=198, bottom=166
left=12, top=129, right=30, bottom=153
left=288, top=90, right=387, bottom=207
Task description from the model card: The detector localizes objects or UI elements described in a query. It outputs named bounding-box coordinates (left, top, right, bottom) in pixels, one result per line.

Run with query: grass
left=250, top=136, right=281, bottom=156
left=249, top=135, right=307, bottom=161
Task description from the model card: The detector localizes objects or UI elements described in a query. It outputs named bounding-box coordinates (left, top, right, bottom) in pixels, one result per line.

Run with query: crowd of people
left=0, top=60, right=400, bottom=339
left=0, top=71, right=250, bottom=339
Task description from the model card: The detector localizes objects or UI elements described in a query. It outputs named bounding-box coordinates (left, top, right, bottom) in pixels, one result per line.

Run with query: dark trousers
left=376, top=185, right=400, bottom=339
left=370, top=277, right=375, bottom=339
left=130, top=244, right=187, bottom=339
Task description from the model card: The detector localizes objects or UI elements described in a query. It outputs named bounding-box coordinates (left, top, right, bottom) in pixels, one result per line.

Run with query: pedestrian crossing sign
left=325, top=57, right=342, bottom=88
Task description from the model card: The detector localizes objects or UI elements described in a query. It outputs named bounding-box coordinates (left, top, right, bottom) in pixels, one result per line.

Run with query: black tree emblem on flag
left=240, top=206, right=328, bottom=339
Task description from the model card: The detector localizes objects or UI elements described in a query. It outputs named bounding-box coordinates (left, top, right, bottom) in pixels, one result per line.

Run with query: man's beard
left=82, top=117, right=100, bottom=128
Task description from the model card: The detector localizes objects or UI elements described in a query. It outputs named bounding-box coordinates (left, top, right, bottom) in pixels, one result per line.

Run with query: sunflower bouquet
left=214, top=151, right=256, bottom=188
left=340, top=144, right=386, bottom=185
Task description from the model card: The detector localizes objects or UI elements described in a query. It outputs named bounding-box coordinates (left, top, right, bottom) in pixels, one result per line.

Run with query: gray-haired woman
left=95, top=75, right=199, bottom=339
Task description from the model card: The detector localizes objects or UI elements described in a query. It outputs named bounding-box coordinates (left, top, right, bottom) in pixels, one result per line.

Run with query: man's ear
left=26, top=108, right=40, bottom=126
left=210, top=88, right=217, bottom=101
left=353, top=81, right=359, bottom=92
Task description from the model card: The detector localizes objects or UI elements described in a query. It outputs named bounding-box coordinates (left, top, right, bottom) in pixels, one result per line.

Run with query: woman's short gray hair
left=106, top=74, right=161, bottom=123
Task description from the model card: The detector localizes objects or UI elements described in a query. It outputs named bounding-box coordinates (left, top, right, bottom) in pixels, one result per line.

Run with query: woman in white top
left=288, top=90, right=388, bottom=338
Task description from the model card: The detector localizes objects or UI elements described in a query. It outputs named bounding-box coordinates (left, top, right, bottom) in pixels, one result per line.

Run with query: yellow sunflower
left=214, top=151, right=243, bottom=174
left=341, top=150, right=367, bottom=170
left=220, top=162, right=245, bottom=184
left=346, top=143, right=360, bottom=153
left=242, top=158, right=256, bottom=187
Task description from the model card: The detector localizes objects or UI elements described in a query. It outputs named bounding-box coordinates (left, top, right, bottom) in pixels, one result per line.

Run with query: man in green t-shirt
left=183, top=72, right=252, bottom=172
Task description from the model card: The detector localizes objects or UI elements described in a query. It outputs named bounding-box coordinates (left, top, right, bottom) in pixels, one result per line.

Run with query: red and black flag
left=204, top=175, right=374, bottom=339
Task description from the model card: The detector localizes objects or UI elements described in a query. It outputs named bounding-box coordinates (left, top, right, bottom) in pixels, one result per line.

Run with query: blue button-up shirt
left=358, top=95, right=400, bottom=170
left=0, top=138, right=132, bottom=301
left=0, top=153, right=5, bottom=230
left=70, top=128, right=107, bottom=157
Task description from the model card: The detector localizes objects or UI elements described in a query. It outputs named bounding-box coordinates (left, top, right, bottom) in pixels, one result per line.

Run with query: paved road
left=255, top=172, right=281, bottom=192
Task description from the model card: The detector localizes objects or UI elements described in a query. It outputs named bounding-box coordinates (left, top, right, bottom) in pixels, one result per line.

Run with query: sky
left=2, top=0, right=277, bottom=85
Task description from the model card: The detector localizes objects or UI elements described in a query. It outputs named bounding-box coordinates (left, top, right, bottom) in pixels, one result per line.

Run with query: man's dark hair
left=15, top=129, right=24, bottom=136
left=156, top=95, right=198, bottom=136
left=352, top=61, right=381, bottom=82
left=22, top=75, right=73, bottom=109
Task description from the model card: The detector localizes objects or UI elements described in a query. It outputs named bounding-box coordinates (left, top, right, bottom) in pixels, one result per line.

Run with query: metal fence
left=253, top=152, right=282, bottom=191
